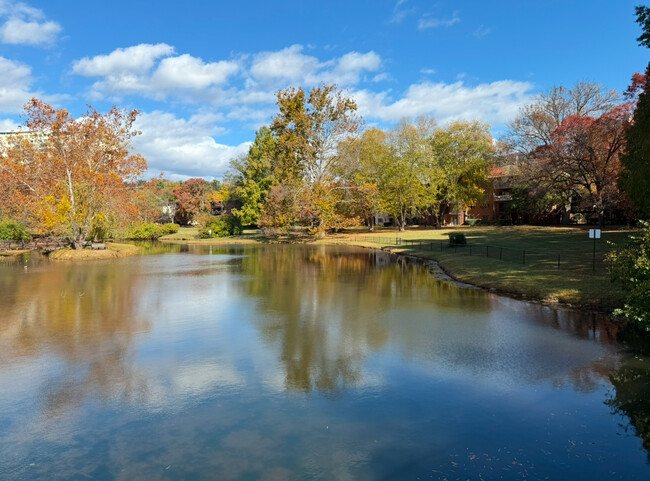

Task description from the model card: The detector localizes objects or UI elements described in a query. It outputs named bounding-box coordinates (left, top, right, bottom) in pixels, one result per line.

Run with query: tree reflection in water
left=607, top=329, right=650, bottom=456
left=0, top=259, right=151, bottom=417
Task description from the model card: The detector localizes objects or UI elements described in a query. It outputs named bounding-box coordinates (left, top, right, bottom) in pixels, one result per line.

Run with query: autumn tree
left=536, top=104, right=632, bottom=226
left=129, top=175, right=178, bottom=224
left=263, top=84, right=362, bottom=232
left=271, top=84, right=361, bottom=184
left=507, top=81, right=619, bottom=154
left=171, top=177, right=211, bottom=225
left=0, top=99, right=146, bottom=248
left=504, top=81, right=621, bottom=223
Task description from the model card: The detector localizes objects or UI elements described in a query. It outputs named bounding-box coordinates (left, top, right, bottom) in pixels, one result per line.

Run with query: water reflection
left=0, top=260, right=151, bottom=417
left=234, top=245, right=493, bottom=393
left=0, top=245, right=649, bottom=480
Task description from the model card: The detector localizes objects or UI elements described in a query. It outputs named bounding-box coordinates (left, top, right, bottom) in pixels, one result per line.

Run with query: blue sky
left=0, top=0, right=647, bottom=180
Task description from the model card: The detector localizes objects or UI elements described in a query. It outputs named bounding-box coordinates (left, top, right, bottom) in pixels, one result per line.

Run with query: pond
left=0, top=244, right=649, bottom=480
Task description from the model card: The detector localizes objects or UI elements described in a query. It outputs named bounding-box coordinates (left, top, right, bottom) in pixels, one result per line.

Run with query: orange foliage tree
left=0, top=99, right=146, bottom=248
left=535, top=103, right=632, bottom=225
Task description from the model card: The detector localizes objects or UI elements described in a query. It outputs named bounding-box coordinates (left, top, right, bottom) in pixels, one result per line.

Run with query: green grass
left=159, top=226, right=263, bottom=244
left=319, top=225, right=634, bottom=309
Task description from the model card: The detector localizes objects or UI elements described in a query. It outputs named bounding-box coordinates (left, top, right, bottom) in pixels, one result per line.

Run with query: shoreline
left=22, top=229, right=621, bottom=314
left=47, top=242, right=141, bottom=260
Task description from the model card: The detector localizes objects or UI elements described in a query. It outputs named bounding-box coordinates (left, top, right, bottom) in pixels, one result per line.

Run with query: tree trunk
left=562, top=202, right=572, bottom=225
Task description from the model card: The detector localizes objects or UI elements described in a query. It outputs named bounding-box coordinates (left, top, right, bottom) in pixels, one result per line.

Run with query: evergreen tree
left=620, top=6, right=650, bottom=216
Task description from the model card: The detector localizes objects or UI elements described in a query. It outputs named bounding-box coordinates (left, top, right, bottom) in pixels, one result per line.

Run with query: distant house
left=374, top=213, right=394, bottom=226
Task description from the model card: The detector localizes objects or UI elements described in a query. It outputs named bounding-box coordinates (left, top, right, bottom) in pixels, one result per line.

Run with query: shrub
left=159, top=223, right=179, bottom=236
left=89, top=213, right=111, bottom=241
left=609, top=221, right=650, bottom=330
left=464, top=218, right=480, bottom=226
left=448, top=232, right=467, bottom=246
left=199, top=215, right=242, bottom=238
left=0, top=219, right=31, bottom=241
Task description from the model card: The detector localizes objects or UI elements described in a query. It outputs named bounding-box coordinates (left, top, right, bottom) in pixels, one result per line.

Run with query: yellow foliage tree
left=0, top=99, right=146, bottom=248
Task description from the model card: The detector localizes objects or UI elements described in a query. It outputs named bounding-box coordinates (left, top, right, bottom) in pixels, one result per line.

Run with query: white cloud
left=0, top=56, right=38, bottom=112
left=351, top=80, right=534, bottom=127
left=418, top=12, right=460, bottom=30
left=420, top=68, right=436, bottom=75
left=132, top=110, right=251, bottom=180
left=389, top=0, right=414, bottom=24
left=72, top=43, right=239, bottom=101
left=473, top=25, right=492, bottom=38
left=151, top=54, right=239, bottom=90
left=0, top=1, right=61, bottom=46
left=72, top=43, right=175, bottom=76
left=0, top=117, right=18, bottom=131
left=249, top=45, right=382, bottom=89
left=250, top=44, right=321, bottom=84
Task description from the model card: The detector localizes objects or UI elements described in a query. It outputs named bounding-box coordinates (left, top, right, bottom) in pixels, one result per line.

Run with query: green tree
left=431, top=121, right=493, bottom=225
left=381, top=119, right=439, bottom=231
left=635, top=5, right=650, bottom=48
left=335, top=128, right=389, bottom=231
left=619, top=7, right=650, bottom=216
left=229, top=127, right=276, bottom=226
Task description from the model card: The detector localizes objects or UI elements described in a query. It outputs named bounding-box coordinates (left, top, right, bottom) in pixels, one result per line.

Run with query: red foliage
left=172, top=178, right=210, bottom=224
left=625, top=72, right=647, bottom=100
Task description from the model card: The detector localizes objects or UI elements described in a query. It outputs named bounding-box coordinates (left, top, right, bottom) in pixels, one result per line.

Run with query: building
left=0, top=130, right=49, bottom=151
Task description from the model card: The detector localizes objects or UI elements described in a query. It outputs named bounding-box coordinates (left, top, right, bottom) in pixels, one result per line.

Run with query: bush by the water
left=127, top=222, right=179, bottom=240
left=0, top=219, right=31, bottom=241
left=199, top=215, right=242, bottom=238
left=609, top=221, right=650, bottom=330
left=448, top=232, right=467, bottom=246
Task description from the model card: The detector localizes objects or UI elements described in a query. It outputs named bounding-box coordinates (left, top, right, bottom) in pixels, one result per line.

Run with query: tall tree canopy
left=507, top=81, right=619, bottom=154
left=0, top=99, right=146, bottom=248
left=270, top=84, right=361, bottom=185
left=619, top=6, right=650, bottom=216
left=431, top=121, right=493, bottom=225
left=229, top=126, right=276, bottom=226
left=541, top=105, right=632, bottom=225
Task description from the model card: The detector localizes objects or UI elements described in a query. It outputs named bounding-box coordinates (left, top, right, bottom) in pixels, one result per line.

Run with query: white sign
left=589, top=229, right=601, bottom=239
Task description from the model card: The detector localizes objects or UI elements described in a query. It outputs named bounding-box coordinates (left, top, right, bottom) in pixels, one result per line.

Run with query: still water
left=1, top=244, right=649, bottom=480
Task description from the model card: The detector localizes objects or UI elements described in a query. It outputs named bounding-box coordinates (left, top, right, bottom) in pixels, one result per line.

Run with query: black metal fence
left=0, top=237, right=67, bottom=251
left=352, top=236, right=610, bottom=273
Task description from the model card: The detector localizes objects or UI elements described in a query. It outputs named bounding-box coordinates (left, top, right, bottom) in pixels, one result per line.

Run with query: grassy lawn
left=319, top=225, right=633, bottom=309
left=159, top=226, right=262, bottom=244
